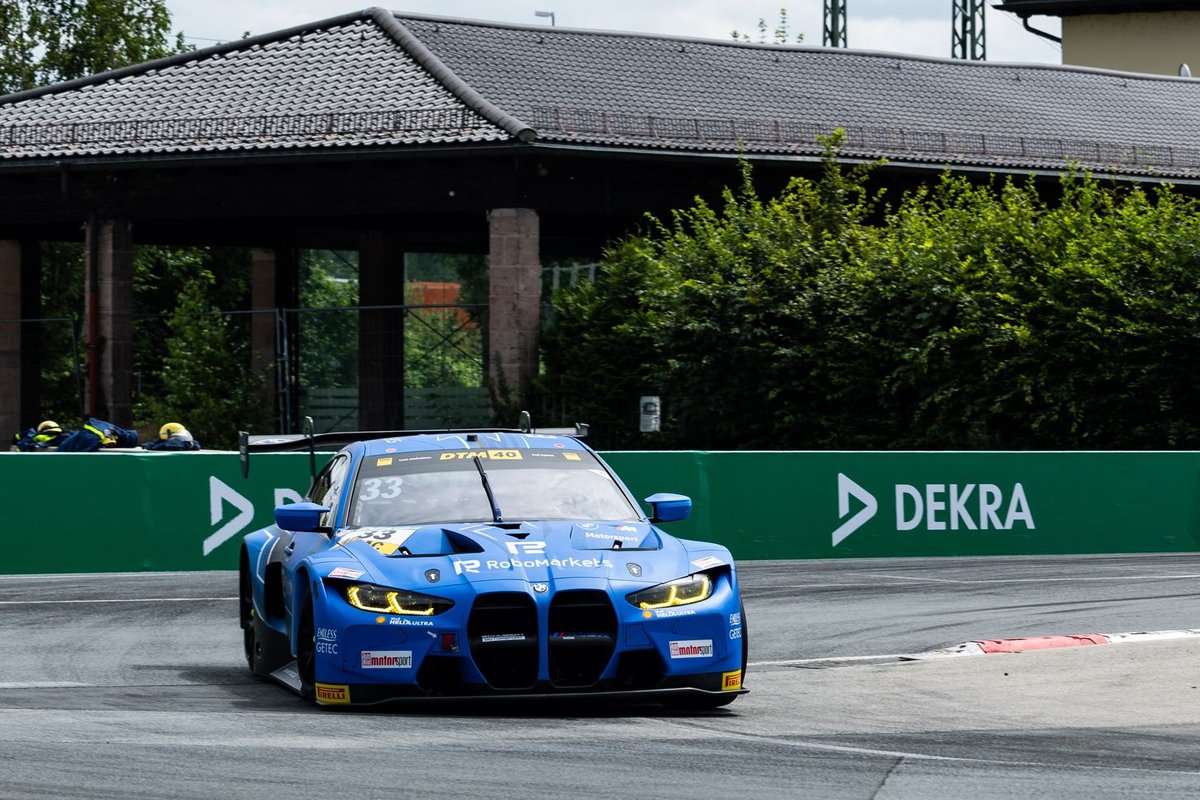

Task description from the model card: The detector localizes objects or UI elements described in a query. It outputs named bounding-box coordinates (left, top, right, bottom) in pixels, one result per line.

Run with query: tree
left=0, top=0, right=184, bottom=94
left=137, top=275, right=270, bottom=449
left=731, top=7, right=803, bottom=45
left=541, top=138, right=1200, bottom=450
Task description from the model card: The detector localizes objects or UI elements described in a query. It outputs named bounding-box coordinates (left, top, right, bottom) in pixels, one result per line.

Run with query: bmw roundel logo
left=531, top=582, right=549, bottom=593
left=627, top=563, right=642, bottom=578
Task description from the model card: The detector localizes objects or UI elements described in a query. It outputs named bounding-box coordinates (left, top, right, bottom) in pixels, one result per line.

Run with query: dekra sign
left=834, top=473, right=1035, bottom=546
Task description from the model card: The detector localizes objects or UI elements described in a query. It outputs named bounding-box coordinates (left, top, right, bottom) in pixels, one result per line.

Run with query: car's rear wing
left=238, top=413, right=588, bottom=479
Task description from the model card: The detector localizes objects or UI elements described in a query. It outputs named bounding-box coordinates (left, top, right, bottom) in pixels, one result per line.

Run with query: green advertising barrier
left=0, top=451, right=324, bottom=574
left=605, top=451, right=1200, bottom=559
left=1, top=449, right=1198, bottom=573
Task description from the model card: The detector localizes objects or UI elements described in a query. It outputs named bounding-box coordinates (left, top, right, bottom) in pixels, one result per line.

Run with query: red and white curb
left=907, top=629, right=1200, bottom=660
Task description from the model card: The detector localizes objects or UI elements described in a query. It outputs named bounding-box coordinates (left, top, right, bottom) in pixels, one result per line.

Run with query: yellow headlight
left=627, top=573, right=713, bottom=610
left=344, top=584, right=451, bottom=616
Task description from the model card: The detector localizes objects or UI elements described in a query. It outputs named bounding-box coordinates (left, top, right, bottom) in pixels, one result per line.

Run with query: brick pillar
left=487, top=208, right=541, bottom=406
left=85, top=219, right=133, bottom=425
left=358, top=231, right=405, bottom=430
left=0, top=241, right=20, bottom=439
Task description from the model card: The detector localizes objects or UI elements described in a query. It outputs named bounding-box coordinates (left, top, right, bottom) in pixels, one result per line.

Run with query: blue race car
left=238, top=422, right=747, bottom=708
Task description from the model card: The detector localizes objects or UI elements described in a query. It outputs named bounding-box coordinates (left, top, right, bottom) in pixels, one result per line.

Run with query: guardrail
left=1, top=450, right=1196, bottom=573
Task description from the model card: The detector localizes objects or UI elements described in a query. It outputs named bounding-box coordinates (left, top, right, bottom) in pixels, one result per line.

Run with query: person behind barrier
left=56, top=417, right=139, bottom=452
left=12, top=420, right=69, bottom=451
left=142, top=421, right=201, bottom=451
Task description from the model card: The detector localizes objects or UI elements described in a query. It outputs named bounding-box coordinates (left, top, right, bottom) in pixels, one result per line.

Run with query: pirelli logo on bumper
left=315, top=683, right=351, bottom=704
left=722, top=670, right=743, bottom=691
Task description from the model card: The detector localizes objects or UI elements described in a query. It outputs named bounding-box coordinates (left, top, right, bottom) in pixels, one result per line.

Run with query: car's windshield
left=347, top=447, right=640, bottom=526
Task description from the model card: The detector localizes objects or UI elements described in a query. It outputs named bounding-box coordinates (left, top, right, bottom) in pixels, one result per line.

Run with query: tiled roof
left=0, top=10, right=513, bottom=157
left=0, top=6, right=1197, bottom=180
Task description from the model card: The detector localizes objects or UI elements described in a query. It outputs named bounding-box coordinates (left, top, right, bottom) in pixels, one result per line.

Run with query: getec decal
left=360, top=651, right=413, bottom=669
left=439, top=450, right=523, bottom=461
left=316, top=627, right=339, bottom=655
left=669, top=639, right=714, bottom=659
left=834, top=473, right=1036, bottom=546
left=315, top=683, right=351, bottom=704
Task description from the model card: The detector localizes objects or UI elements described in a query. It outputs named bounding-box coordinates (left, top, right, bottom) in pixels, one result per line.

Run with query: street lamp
left=535, top=10, right=555, bottom=26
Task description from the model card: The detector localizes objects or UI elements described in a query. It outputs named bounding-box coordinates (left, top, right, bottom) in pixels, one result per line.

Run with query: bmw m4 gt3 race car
left=238, top=422, right=747, bottom=708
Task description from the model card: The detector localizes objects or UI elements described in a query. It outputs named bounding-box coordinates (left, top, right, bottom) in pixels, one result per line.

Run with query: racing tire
left=664, top=601, right=748, bottom=711
left=241, top=556, right=290, bottom=677
left=296, top=597, right=316, bottom=701
left=247, top=615, right=291, bottom=678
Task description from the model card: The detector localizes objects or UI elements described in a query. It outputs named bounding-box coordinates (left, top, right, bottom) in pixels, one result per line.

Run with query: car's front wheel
left=296, top=596, right=317, bottom=701
left=240, top=551, right=290, bottom=677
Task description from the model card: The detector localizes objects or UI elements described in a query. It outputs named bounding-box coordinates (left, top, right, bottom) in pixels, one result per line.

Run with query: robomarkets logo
left=833, top=473, right=1035, bottom=547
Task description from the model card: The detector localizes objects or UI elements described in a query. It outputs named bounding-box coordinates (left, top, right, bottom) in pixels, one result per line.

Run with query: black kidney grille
left=467, top=592, right=538, bottom=690
left=547, top=590, right=617, bottom=688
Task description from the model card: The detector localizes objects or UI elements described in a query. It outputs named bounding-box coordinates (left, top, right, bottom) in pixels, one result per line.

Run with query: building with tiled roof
left=1, top=7, right=1196, bottom=433
left=995, top=0, right=1200, bottom=74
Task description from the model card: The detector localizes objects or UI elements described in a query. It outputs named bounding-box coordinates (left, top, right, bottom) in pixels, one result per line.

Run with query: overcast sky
left=164, top=1, right=1064, bottom=64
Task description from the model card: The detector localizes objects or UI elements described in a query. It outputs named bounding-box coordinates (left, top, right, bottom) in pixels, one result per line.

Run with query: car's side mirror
left=275, top=501, right=331, bottom=533
left=645, top=492, right=691, bottom=523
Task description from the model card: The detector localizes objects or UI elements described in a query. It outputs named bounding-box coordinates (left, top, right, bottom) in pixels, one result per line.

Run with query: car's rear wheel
left=240, top=552, right=290, bottom=677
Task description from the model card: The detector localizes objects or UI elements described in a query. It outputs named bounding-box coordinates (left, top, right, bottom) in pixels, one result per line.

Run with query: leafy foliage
left=731, top=7, right=803, bottom=44
left=137, top=275, right=270, bottom=449
left=0, top=0, right=183, bottom=94
left=541, top=138, right=1200, bottom=450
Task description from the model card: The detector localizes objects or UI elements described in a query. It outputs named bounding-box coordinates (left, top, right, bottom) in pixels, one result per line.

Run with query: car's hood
left=312, top=520, right=729, bottom=587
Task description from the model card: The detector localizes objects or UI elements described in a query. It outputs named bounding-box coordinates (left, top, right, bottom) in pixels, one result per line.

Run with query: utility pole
left=952, top=0, right=986, bottom=60
left=824, top=0, right=847, bottom=48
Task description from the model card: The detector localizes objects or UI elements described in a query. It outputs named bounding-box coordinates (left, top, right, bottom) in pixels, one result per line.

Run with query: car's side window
left=309, top=455, right=350, bottom=529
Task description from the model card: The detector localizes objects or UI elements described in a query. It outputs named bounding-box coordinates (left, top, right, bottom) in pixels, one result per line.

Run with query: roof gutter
left=368, top=7, right=537, bottom=143
left=1020, top=16, right=1062, bottom=44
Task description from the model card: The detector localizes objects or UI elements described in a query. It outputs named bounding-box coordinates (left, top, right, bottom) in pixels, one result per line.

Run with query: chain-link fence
left=9, top=301, right=489, bottom=436
left=0, top=315, right=85, bottom=426
left=291, top=302, right=490, bottom=433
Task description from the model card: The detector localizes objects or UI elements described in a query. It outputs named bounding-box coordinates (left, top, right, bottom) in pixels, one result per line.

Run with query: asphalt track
left=1, top=554, right=1199, bottom=799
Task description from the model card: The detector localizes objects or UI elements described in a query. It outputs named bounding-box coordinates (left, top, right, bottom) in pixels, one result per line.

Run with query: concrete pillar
left=250, top=247, right=298, bottom=432
left=358, top=231, right=405, bottom=430
left=487, top=208, right=541, bottom=404
left=0, top=241, right=20, bottom=438
left=85, top=219, right=133, bottom=425
left=250, top=248, right=278, bottom=386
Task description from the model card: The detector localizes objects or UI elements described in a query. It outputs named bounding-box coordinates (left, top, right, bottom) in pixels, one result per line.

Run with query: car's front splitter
left=269, top=660, right=746, bottom=707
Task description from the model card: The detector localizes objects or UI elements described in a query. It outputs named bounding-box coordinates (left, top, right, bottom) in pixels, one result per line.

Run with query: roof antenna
left=1181, top=64, right=1192, bottom=78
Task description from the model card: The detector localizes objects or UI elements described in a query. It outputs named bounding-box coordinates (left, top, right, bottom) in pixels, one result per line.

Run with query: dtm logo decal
left=203, top=478, right=304, bottom=556
left=833, top=473, right=1035, bottom=546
